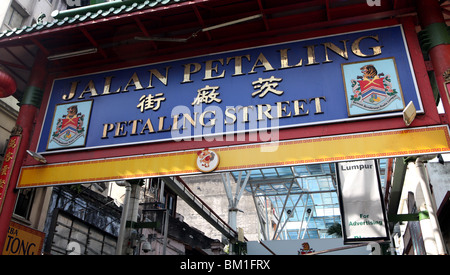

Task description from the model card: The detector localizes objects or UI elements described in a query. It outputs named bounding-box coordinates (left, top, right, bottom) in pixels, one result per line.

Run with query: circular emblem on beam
left=196, top=148, right=219, bottom=173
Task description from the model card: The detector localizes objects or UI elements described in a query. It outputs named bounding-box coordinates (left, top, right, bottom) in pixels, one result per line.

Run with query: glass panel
left=241, top=161, right=386, bottom=240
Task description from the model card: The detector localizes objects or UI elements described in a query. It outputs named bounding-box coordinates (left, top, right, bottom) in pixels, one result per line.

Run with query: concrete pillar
left=116, top=181, right=141, bottom=255
left=415, top=157, right=446, bottom=254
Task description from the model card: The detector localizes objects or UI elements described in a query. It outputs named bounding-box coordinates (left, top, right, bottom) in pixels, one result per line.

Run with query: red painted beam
left=80, top=27, right=107, bottom=59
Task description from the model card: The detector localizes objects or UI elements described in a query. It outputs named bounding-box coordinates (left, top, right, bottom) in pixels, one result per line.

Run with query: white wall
left=2, top=0, right=67, bottom=32
left=0, top=96, right=19, bottom=158
left=0, top=0, right=13, bottom=26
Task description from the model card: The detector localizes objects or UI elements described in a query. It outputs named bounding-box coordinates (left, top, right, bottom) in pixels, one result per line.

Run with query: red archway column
left=416, top=0, right=450, bottom=124
left=0, top=52, right=47, bottom=254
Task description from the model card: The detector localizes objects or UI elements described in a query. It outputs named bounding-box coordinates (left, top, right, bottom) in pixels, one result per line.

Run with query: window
left=164, top=189, right=177, bottom=217
left=4, top=6, right=24, bottom=29
left=0, top=138, right=8, bottom=163
left=45, top=210, right=117, bottom=255
left=14, top=189, right=36, bottom=220
left=67, top=0, right=106, bottom=9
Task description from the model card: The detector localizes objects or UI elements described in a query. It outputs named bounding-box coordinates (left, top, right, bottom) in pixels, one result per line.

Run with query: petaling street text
left=101, top=97, right=326, bottom=138
left=60, top=35, right=382, bottom=101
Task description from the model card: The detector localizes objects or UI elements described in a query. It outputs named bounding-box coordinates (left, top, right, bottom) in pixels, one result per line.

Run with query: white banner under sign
left=336, top=159, right=389, bottom=244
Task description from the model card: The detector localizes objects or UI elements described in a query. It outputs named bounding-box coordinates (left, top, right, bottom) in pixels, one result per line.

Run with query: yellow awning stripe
left=17, top=125, right=450, bottom=188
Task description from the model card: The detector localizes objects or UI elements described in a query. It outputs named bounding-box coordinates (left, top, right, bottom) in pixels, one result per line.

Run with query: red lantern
left=0, top=70, right=17, bottom=98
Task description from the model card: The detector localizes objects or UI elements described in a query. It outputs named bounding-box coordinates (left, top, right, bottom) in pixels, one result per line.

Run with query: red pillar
left=416, top=0, right=450, bottom=124
left=0, top=52, right=47, bottom=254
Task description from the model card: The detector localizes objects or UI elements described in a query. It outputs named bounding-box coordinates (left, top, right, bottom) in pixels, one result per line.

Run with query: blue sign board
left=37, top=25, right=422, bottom=153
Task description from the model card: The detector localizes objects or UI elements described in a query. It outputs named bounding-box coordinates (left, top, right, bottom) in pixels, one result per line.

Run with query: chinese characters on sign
left=138, top=76, right=285, bottom=110
left=0, top=135, right=21, bottom=214
left=137, top=93, right=166, bottom=112
left=192, top=85, right=222, bottom=105
left=251, top=76, right=284, bottom=98
left=444, top=69, right=450, bottom=108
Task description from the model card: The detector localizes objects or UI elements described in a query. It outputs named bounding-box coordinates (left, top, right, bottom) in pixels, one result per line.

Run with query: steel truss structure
left=230, top=160, right=387, bottom=241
